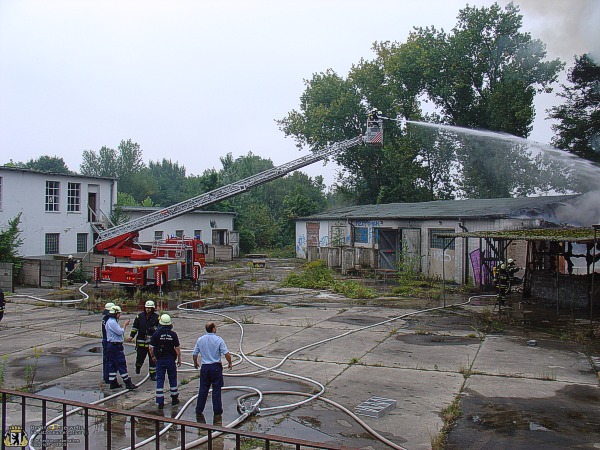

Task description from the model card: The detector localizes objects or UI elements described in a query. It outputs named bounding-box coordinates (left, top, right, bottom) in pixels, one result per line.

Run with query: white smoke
left=554, top=191, right=600, bottom=226
left=514, top=0, right=600, bottom=63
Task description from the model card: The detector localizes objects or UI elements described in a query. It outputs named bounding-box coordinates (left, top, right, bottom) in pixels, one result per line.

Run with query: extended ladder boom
left=95, top=135, right=364, bottom=246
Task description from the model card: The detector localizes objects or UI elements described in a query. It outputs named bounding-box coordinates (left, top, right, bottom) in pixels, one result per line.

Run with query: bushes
left=283, top=260, right=376, bottom=299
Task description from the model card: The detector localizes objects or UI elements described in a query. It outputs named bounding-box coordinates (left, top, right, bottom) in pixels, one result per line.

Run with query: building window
left=353, top=227, right=368, bottom=244
left=154, top=231, right=164, bottom=241
left=194, top=230, right=202, bottom=240
left=429, top=229, right=455, bottom=250
left=45, top=181, right=60, bottom=212
left=45, top=233, right=60, bottom=254
left=67, top=183, right=81, bottom=212
left=77, top=233, right=88, bottom=253
left=0, top=176, right=3, bottom=210
left=175, top=230, right=184, bottom=238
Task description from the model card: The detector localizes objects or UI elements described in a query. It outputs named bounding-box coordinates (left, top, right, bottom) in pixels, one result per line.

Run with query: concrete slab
left=1, top=280, right=599, bottom=449
left=473, top=334, right=597, bottom=384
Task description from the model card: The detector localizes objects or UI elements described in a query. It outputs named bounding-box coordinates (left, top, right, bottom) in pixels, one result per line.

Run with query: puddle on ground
left=327, top=315, right=393, bottom=326
left=395, top=334, right=475, bottom=346
left=13, top=355, right=78, bottom=382
left=36, top=385, right=105, bottom=403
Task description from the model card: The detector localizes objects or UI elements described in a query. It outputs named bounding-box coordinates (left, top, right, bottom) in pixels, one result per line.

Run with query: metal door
left=377, top=229, right=398, bottom=270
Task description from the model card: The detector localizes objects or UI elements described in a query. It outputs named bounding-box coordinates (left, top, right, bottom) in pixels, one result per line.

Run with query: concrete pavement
left=0, top=278, right=599, bottom=449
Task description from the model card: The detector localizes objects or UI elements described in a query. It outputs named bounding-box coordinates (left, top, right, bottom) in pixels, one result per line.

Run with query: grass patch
left=430, top=395, right=463, bottom=450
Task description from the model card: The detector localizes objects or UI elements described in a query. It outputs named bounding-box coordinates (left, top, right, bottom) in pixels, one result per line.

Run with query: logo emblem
left=3, top=425, right=29, bottom=447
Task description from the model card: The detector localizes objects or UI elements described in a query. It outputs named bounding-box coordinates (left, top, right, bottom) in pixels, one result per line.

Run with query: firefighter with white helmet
left=128, top=300, right=160, bottom=380
left=65, top=255, right=77, bottom=285
left=101, top=302, right=116, bottom=384
left=106, top=305, right=137, bottom=390
left=149, top=313, right=182, bottom=409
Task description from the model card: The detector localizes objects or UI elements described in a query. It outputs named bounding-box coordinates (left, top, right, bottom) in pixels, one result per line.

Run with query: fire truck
left=93, top=113, right=384, bottom=288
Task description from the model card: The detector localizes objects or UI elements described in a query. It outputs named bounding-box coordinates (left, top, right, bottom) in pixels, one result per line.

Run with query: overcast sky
left=1, top=0, right=598, bottom=186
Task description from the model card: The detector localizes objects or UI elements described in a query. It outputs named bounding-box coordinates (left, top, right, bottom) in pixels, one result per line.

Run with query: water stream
left=402, top=119, right=600, bottom=224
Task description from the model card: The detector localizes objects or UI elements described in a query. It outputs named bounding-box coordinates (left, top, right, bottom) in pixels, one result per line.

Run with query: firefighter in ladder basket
left=128, top=301, right=160, bottom=380
left=365, top=108, right=383, bottom=146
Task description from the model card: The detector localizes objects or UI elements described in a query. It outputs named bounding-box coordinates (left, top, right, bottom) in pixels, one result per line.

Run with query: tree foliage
left=278, top=2, right=564, bottom=202
left=25, top=156, right=72, bottom=174
left=0, top=213, right=24, bottom=275
left=549, top=54, right=600, bottom=163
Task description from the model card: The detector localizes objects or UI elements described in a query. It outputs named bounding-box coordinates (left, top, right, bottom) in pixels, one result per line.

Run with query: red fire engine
left=94, top=112, right=384, bottom=288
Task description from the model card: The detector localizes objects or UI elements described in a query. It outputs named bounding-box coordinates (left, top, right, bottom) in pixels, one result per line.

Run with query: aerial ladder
left=94, top=112, right=383, bottom=287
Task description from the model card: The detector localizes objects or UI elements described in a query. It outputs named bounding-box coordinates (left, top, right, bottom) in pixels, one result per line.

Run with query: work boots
left=109, top=380, right=122, bottom=389
left=125, top=379, right=138, bottom=390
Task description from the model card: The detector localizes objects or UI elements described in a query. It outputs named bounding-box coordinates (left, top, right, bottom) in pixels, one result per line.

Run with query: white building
left=121, top=206, right=238, bottom=257
left=0, top=166, right=116, bottom=257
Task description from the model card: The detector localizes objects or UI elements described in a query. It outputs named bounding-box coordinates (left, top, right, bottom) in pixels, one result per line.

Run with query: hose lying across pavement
left=21, top=291, right=496, bottom=449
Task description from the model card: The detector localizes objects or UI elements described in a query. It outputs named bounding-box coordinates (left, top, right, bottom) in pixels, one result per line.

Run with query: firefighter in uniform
left=106, top=305, right=137, bottom=390
left=128, top=300, right=160, bottom=380
left=101, top=302, right=115, bottom=383
left=493, top=259, right=520, bottom=305
left=149, top=314, right=181, bottom=409
left=0, top=288, right=5, bottom=323
left=65, top=255, right=76, bottom=285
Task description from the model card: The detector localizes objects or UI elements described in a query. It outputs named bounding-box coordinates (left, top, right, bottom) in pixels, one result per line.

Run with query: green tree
left=80, top=139, right=149, bottom=200
left=116, top=139, right=146, bottom=195
left=24, top=156, right=72, bottom=174
left=0, top=213, right=24, bottom=276
left=80, top=145, right=118, bottom=177
left=147, top=159, right=187, bottom=206
left=549, top=54, right=600, bottom=163
left=399, top=3, right=563, bottom=137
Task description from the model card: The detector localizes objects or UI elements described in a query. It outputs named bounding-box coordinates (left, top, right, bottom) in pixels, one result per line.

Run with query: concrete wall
left=17, top=257, right=63, bottom=288
left=0, top=263, right=13, bottom=292
left=529, top=272, right=593, bottom=309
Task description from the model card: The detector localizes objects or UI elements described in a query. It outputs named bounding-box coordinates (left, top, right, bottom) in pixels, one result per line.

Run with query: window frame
left=67, top=182, right=81, bottom=213
left=45, top=233, right=60, bottom=254
left=45, top=181, right=60, bottom=212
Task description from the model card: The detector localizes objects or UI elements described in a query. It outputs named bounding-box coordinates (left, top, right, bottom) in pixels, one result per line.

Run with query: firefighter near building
left=492, top=259, right=521, bottom=307
left=92, top=111, right=385, bottom=288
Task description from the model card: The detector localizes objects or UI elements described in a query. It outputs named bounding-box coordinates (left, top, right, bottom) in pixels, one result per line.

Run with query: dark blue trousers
left=107, top=342, right=130, bottom=382
left=102, top=339, right=109, bottom=383
left=155, top=358, right=178, bottom=405
left=196, top=363, right=224, bottom=415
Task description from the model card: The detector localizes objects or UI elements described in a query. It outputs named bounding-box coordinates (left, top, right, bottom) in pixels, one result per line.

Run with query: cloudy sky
left=1, top=0, right=598, bottom=186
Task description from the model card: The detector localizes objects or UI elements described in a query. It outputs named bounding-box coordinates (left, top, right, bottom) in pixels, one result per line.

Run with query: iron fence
left=1, top=388, right=352, bottom=450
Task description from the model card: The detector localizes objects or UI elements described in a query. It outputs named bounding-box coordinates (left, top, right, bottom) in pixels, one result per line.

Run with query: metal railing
left=1, top=388, right=352, bottom=450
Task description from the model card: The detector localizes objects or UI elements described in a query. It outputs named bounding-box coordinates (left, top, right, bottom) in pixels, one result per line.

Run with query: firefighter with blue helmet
left=128, top=300, right=160, bottom=380
left=106, top=305, right=137, bottom=390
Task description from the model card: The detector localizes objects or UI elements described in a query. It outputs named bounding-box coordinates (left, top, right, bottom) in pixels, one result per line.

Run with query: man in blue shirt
left=192, top=321, right=232, bottom=421
left=101, top=302, right=115, bottom=384
left=106, top=305, right=138, bottom=390
left=149, top=314, right=182, bottom=409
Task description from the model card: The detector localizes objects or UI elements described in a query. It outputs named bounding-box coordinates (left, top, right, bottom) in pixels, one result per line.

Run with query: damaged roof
left=440, top=227, right=599, bottom=243
left=299, top=195, right=579, bottom=221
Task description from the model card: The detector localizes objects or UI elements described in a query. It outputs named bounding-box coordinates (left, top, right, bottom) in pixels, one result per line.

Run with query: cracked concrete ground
left=1, top=260, right=599, bottom=449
